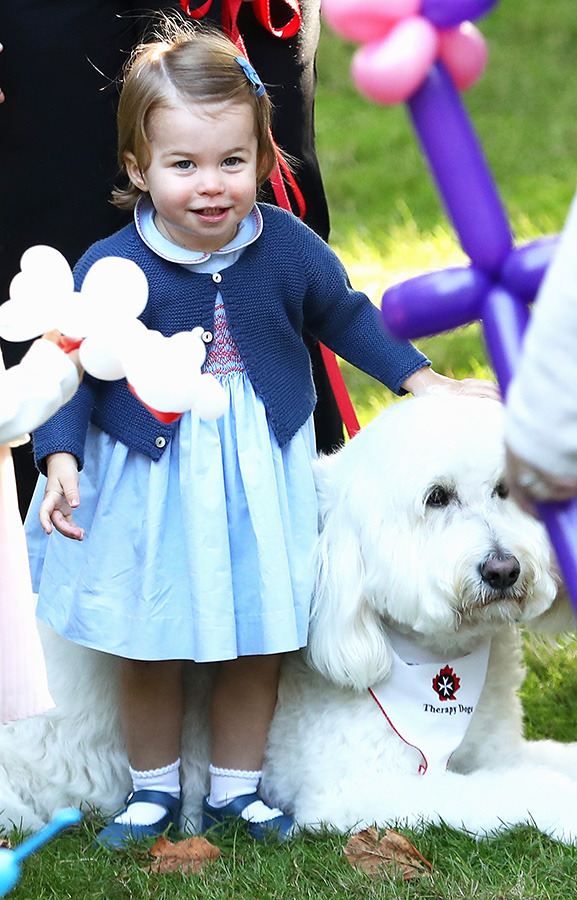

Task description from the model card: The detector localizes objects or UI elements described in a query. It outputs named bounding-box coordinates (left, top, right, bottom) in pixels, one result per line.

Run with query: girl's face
left=125, top=100, right=259, bottom=253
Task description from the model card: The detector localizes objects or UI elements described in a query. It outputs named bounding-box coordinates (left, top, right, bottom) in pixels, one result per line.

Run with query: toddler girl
left=26, top=24, right=498, bottom=847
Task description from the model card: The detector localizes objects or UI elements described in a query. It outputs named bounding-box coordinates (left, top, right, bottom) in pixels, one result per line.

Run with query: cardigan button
left=212, top=272, right=222, bottom=283
left=155, top=436, right=167, bottom=449
left=201, top=330, right=213, bottom=344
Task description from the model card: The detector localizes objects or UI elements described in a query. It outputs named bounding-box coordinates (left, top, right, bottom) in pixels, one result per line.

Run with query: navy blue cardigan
left=34, top=204, right=429, bottom=470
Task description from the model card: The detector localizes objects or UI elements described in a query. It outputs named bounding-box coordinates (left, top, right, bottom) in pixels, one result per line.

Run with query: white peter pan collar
left=134, top=196, right=263, bottom=267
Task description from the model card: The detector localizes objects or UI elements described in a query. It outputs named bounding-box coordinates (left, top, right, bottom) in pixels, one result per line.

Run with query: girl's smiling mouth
left=195, top=207, right=229, bottom=218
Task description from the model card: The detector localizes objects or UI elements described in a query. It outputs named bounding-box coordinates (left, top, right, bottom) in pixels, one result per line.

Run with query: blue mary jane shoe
left=95, top=789, right=181, bottom=849
left=202, top=793, right=294, bottom=842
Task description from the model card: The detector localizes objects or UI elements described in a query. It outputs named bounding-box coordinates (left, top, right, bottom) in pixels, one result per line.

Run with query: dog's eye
left=425, top=486, right=452, bottom=508
left=494, top=480, right=509, bottom=500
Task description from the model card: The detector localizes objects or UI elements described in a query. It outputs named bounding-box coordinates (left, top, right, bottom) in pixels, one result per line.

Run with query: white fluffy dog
left=262, top=395, right=577, bottom=841
left=2, top=395, right=577, bottom=843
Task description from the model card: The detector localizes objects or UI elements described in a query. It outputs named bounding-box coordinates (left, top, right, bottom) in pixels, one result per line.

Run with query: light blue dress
left=25, top=203, right=318, bottom=662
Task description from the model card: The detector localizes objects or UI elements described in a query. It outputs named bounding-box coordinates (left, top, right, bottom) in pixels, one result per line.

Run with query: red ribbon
left=57, top=336, right=84, bottom=355
left=180, top=0, right=301, bottom=38
left=180, top=0, right=213, bottom=17
left=251, top=0, right=302, bottom=39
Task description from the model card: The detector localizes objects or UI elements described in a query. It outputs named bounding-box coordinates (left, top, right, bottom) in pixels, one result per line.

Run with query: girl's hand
left=39, top=452, right=85, bottom=541
left=402, top=367, right=501, bottom=401
left=505, top=447, right=577, bottom=517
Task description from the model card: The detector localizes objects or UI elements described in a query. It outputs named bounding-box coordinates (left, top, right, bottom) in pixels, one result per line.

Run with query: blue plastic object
left=0, top=808, right=82, bottom=896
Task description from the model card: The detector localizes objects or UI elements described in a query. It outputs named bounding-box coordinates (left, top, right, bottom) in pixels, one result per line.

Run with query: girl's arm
left=298, top=220, right=499, bottom=399
left=401, top=366, right=500, bottom=401
left=39, top=452, right=84, bottom=542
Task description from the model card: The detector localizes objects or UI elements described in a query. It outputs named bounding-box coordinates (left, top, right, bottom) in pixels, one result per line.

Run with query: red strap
left=269, top=150, right=306, bottom=219
left=319, top=344, right=360, bottom=439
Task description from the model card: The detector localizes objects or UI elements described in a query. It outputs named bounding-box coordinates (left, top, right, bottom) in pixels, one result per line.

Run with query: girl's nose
left=197, top=169, right=224, bottom=195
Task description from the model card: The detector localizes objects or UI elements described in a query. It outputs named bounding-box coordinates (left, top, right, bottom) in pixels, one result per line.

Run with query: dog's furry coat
left=2, top=395, right=577, bottom=842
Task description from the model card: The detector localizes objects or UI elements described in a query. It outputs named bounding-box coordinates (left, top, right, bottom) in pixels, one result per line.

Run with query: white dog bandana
left=369, top=632, right=492, bottom=775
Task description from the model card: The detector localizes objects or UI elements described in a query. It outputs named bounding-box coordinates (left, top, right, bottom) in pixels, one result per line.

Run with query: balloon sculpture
left=322, top=0, right=577, bottom=608
left=0, top=247, right=228, bottom=423
left=0, top=808, right=81, bottom=897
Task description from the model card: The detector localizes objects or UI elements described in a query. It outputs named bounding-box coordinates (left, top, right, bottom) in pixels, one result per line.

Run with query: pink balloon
left=438, top=22, right=488, bottom=91
left=322, top=0, right=421, bottom=44
left=351, top=17, right=439, bottom=105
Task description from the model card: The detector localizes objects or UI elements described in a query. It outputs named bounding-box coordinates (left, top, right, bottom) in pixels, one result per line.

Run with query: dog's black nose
left=479, top=554, right=521, bottom=590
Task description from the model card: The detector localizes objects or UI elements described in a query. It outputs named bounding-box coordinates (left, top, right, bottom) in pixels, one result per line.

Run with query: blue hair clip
left=235, top=56, right=265, bottom=98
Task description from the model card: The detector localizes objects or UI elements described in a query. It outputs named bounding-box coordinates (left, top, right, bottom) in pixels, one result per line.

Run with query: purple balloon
left=422, top=0, right=500, bottom=28
left=408, top=64, right=513, bottom=274
left=382, top=266, right=490, bottom=339
left=500, top=235, right=559, bottom=302
left=538, top=499, right=577, bottom=605
left=481, top=285, right=529, bottom=394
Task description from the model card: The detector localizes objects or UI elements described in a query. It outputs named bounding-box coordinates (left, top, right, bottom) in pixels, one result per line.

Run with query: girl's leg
left=96, top=659, right=184, bottom=845
left=204, top=654, right=293, bottom=839
left=210, top=653, right=282, bottom=771
left=120, top=658, right=184, bottom=770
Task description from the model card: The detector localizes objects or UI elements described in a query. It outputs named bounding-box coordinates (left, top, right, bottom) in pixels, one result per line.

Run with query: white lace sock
left=208, top=765, right=284, bottom=824
left=114, top=759, right=181, bottom=827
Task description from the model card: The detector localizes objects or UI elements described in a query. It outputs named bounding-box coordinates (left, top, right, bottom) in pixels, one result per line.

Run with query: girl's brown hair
left=112, top=23, right=276, bottom=210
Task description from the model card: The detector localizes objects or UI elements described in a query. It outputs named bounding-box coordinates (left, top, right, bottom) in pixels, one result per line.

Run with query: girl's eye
left=223, top=156, right=241, bottom=167
left=175, top=160, right=193, bottom=170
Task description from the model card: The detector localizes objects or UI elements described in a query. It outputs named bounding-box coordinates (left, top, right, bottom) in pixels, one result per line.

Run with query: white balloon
left=192, top=374, right=229, bottom=420
left=163, top=328, right=207, bottom=371
left=8, top=270, right=43, bottom=302
left=54, top=293, right=96, bottom=338
left=3, top=246, right=75, bottom=338
left=80, top=319, right=147, bottom=381
left=124, top=329, right=210, bottom=413
left=79, top=334, right=126, bottom=381
left=0, top=298, right=57, bottom=341
left=81, top=257, right=149, bottom=320
left=19, top=245, right=74, bottom=293
left=58, top=258, right=149, bottom=337
left=11, top=247, right=75, bottom=311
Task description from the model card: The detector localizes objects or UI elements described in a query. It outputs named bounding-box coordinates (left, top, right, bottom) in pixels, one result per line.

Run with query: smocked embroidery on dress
left=203, top=299, right=245, bottom=377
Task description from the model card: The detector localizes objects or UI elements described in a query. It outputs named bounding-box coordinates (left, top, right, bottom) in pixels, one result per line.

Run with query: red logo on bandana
left=432, top=665, right=461, bottom=701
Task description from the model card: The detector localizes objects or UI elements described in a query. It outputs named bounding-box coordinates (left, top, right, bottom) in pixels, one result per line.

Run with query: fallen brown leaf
left=344, top=826, right=433, bottom=881
left=147, top=835, right=220, bottom=874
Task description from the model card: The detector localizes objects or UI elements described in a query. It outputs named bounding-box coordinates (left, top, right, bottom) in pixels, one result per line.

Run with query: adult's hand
left=505, top=447, right=577, bottom=517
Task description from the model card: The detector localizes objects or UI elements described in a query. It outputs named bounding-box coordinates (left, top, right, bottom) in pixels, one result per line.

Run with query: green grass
left=7, top=2, right=577, bottom=897
left=8, top=811, right=577, bottom=899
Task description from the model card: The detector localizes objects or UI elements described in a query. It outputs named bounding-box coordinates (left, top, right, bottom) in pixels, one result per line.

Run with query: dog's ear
left=305, top=464, right=393, bottom=692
